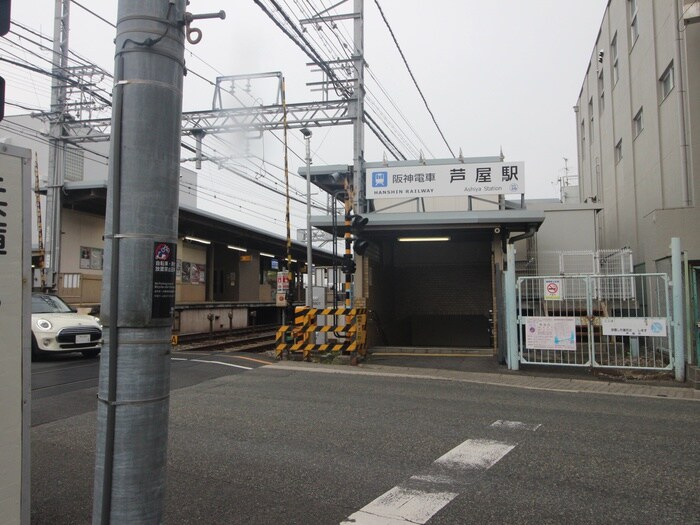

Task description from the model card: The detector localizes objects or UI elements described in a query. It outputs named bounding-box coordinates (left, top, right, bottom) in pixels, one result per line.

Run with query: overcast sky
left=4, top=0, right=608, bottom=236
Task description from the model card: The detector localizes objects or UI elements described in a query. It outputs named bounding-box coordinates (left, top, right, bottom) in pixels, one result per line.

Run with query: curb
left=264, top=361, right=700, bottom=402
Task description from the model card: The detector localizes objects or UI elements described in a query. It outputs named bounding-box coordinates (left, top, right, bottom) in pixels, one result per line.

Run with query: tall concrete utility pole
left=92, top=1, right=187, bottom=523
left=352, top=0, right=365, bottom=213
left=45, top=0, right=70, bottom=290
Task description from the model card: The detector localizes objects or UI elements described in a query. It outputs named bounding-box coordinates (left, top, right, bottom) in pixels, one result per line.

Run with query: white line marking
left=343, top=487, right=459, bottom=525
left=187, top=359, right=252, bottom=370
left=341, top=439, right=515, bottom=524
left=490, top=420, right=542, bottom=432
left=434, top=439, right=516, bottom=470
left=171, top=357, right=253, bottom=370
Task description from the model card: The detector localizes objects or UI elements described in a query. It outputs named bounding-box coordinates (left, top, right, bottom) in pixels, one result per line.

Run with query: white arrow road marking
left=490, top=420, right=542, bottom=432
left=340, top=439, right=515, bottom=525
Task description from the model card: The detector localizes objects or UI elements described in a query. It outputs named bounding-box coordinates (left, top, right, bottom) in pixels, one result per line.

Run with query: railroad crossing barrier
left=275, top=307, right=367, bottom=360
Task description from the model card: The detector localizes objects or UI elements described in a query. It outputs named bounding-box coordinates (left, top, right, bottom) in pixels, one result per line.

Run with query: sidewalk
left=268, top=361, right=700, bottom=401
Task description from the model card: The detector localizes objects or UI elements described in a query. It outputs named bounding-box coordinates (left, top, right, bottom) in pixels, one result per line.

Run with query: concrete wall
left=576, top=0, right=699, bottom=267
left=519, top=201, right=600, bottom=256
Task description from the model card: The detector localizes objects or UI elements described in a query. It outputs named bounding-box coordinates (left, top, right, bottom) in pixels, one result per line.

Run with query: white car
left=31, top=294, right=102, bottom=359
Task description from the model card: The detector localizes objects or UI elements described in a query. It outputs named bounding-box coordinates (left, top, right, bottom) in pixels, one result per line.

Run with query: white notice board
left=525, top=316, right=577, bottom=351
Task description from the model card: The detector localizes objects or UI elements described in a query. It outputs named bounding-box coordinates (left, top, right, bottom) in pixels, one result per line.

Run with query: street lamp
left=300, top=127, right=313, bottom=307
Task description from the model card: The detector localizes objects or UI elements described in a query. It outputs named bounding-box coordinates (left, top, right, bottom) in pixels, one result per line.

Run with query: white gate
left=517, top=274, right=673, bottom=370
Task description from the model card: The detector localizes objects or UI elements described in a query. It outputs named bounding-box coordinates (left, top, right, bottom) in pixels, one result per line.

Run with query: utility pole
left=301, top=128, right=313, bottom=306
left=45, top=0, right=70, bottom=290
left=34, top=154, right=46, bottom=290
left=352, top=0, right=365, bottom=213
left=92, top=1, right=187, bottom=523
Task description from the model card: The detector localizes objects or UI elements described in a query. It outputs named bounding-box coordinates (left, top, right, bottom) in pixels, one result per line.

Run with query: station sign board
left=366, top=161, right=524, bottom=200
left=297, top=228, right=333, bottom=242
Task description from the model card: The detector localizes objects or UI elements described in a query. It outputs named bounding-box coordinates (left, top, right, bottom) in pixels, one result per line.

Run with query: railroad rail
left=171, top=324, right=278, bottom=352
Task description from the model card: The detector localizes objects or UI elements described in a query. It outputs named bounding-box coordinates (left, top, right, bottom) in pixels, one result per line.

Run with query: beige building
left=575, top=0, right=700, bottom=269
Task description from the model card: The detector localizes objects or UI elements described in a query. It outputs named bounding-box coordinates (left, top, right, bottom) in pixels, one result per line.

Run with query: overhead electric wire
left=305, top=0, right=431, bottom=158
left=70, top=0, right=116, bottom=29
left=372, top=0, right=455, bottom=158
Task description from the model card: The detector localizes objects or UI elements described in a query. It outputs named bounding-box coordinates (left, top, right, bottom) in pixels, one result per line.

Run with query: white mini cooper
left=31, top=294, right=102, bottom=359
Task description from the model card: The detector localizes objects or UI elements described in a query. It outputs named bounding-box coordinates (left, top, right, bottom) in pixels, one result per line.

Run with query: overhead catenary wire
left=372, top=0, right=455, bottom=158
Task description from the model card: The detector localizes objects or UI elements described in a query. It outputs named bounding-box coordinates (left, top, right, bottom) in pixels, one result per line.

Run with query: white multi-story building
left=575, top=0, right=699, bottom=270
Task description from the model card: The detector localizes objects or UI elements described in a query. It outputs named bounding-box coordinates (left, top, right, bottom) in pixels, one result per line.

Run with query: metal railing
left=517, top=274, right=673, bottom=371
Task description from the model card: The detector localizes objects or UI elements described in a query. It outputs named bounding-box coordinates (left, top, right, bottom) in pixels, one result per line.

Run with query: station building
left=306, top=160, right=602, bottom=354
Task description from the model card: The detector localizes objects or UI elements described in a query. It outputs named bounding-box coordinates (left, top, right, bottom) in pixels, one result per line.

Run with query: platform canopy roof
left=59, top=181, right=334, bottom=264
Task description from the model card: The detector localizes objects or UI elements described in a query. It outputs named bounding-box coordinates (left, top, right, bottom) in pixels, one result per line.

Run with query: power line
left=372, top=0, right=455, bottom=158
left=70, top=0, right=116, bottom=29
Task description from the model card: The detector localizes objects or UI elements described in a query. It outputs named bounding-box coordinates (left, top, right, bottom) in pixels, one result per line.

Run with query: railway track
left=172, top=324, right=278, bottom=353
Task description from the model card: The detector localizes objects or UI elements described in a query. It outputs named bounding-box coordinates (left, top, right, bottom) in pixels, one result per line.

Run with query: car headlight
left=36, top=318, right=53, bottom=330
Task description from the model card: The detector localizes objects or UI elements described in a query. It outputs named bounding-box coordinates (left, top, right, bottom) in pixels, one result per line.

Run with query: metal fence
left=517, top=273, right=673, bottom=371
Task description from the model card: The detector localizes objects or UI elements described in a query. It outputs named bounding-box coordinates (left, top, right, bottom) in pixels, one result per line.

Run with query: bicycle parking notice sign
left=543, top=278, right=562, bottom=301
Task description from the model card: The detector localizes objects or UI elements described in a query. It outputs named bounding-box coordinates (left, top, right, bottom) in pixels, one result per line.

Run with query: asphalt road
left=31, top=358, right=700, bottom=524
left=31, top=350, right=272, bottom=426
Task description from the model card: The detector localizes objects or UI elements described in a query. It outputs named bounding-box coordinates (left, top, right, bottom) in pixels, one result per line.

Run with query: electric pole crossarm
left=57, top=99, right=353, bottom=143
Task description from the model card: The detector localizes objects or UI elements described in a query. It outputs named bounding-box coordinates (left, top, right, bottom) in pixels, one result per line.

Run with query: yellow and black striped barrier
left=276, top=307, right=367, bottom=360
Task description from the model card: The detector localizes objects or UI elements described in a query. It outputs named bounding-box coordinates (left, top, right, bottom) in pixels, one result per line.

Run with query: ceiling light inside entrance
left=397, top=236, right=451, bottom=242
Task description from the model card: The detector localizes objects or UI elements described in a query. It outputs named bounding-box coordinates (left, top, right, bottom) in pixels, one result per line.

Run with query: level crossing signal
left=351, top=214, right=369, bottom=256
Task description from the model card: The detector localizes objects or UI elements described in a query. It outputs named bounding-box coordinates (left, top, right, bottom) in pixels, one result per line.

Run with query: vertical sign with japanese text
left=0, top=146, right=32, bottom=524
left=366, top=161, right=525, bottom=199
left=152, top=242, right=177, bottom=319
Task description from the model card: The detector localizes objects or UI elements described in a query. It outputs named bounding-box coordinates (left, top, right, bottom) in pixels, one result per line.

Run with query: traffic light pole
left=93, top=2, right=186, bottom=523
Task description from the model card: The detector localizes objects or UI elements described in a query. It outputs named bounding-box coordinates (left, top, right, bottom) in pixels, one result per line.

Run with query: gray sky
left=4, top=0, right=608, bottom=236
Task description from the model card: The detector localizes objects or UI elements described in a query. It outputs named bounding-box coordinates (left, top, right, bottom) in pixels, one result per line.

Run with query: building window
left=611, top=33, right=619, bottom=85
left=660, top=62, right=674, bottom=100
left=615, top=139, right=623, bottom=163
left=598, top=71, right=605, bottom=112
left=633, top=108, right=643, bottom=138
left=629, top=0, right=639, bottom=45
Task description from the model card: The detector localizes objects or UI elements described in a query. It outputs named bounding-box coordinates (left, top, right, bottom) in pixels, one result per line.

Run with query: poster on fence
left=525, top=317, right=576, bottom=351
left=601, top=317, right=667, bottom=337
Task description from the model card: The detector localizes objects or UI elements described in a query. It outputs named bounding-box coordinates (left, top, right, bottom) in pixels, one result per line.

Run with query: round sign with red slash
left=543, top=279, right=562, bottom=300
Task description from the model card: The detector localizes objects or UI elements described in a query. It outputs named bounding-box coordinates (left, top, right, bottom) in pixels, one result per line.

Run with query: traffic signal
left=341, top=256, right=356, bottom=275
left=0, top=0, right=10, bottom=36
left=0, top=0, right=10, bottom=123
left=351, top=214, right=369, bottom=256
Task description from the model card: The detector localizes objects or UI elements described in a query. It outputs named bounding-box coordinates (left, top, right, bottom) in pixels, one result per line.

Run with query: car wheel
left=81, top=349, right=101, bottom=358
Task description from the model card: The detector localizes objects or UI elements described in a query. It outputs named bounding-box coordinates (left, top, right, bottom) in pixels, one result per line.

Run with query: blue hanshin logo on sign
left=372, top=171, right=388, bottom=188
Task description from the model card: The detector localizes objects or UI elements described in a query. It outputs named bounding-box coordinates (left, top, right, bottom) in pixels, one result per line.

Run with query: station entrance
left=310, top=210, right=545, bottom=353
left=367, top=235, right=493, bottom=348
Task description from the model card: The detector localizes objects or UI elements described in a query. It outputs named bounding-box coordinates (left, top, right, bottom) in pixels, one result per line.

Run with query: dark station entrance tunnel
left=368, top=236, right=493, bottom=348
